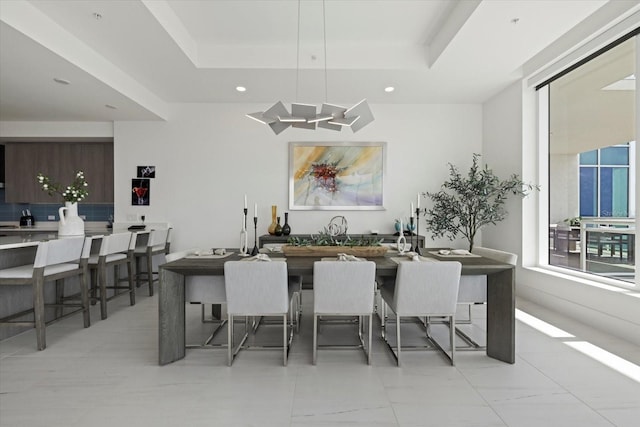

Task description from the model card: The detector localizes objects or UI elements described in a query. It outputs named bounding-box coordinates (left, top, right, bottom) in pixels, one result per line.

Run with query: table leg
left=486, top=268, right=515, bottom=364
left=159, top=268, right=185, bottom=365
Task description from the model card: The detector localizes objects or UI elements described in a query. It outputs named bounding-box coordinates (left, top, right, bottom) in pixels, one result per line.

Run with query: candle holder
left=409, top=216, right=415, bottom=252
left=414, top=208, right=422, bottom=255
left=251, top=216, right=259, bottom=256
left=239, top=208, right=249, bottom=256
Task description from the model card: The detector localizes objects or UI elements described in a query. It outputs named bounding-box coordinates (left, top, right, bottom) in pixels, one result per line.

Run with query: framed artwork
left=289, top=141, right=386, bottom=210
left=132, top=179, right=150, bottom=205
left=137, top=166, right=156, bottom=178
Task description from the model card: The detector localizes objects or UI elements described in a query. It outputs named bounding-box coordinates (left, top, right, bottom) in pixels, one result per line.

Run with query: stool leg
left=99, top=261, right=108, bottom=320
left=81, top=265, right=91, bottom=328
left=127, top=259, right=135, bottom=306
left=33, top=272, right=46, bottom=350
left=147, top=252, right=154, bottom=296
left=55, top=279, right=64, bottom=319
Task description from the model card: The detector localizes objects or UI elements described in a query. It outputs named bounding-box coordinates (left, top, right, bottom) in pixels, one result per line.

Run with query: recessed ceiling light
left=53, top=77, right=71, bottom=85
left=236, top=86, right=247, bottom=92
left=511, top=18, right=520, bottom=24
left=384, top=86, right=395, bottom=93
left=93, top=12, right=102, bottom=20
left=105, top=104, right=117, bottom=109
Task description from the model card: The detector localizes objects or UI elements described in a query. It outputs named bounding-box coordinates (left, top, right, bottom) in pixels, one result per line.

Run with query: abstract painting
left=289, top=142, right=386, bottom=210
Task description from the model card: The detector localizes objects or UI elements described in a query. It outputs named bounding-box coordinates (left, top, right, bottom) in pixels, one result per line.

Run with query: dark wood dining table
left=158, top=252, right=515, bottom=365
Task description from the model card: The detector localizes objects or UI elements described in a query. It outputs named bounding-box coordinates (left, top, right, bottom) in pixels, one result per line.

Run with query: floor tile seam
left=455, top=362, right=517, bottom=427
left=505, top=351, right=620, bottom=426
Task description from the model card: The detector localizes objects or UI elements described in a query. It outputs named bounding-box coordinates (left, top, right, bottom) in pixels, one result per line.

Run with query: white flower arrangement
left=36, top=171, right=89, bottom=203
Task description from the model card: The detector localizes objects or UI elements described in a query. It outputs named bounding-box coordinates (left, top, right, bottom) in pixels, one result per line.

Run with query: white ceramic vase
left=58, top=202, right=85, bottom=237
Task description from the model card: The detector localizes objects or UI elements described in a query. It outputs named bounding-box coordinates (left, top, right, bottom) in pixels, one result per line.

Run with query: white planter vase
left=58, top=202, right=84, bottom=237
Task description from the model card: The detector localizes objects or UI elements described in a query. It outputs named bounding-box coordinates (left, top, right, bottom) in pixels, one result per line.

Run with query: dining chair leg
left=313, top=315, right=318, bottom=365
left=227, top=314, right=234, bottom=366
left=396, top=313, right=401, bottom=367
left=367, top=314, right=372, bottom=365
left=450, top=315, right=456, bottom=366
left=283, top=314, right=287, bottom=367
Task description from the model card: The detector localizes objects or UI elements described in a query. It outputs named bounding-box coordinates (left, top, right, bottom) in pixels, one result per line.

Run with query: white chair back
left=224, top=261, right=288, bottom=315
left=313, top=261, right=376, bottom=314
left=148, top=228, right=170, bottom=249
left=394, top=261, right=461, bottom=316
left=472, top=247, right=517, bottom=265
left=165, top=249, right=195, bottom=263
left=34, top=237, right=85, bottom=268
left=99, top=232, right=133, bottom=256
left=167, top=249, right=226, bottom=303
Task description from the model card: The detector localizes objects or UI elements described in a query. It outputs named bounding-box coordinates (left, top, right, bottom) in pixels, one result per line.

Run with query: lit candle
left=254, top=203, right=257, bottom=218
left=410, top=202, right=414, bottom=217
left=244, top=194, right=247, bottom=209
left=417, top=193, right=420, bottom=209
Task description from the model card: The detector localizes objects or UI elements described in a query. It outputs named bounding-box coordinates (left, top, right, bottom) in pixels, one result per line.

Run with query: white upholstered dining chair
left=165, top=249, right=227, bottom=348
left=456, top=246, right=517, bottom=349
left=380, top=260, right=461, bottom=366
left=312, top=260, right=377, bottom=365
left=223, top=260, right=295, bottom=366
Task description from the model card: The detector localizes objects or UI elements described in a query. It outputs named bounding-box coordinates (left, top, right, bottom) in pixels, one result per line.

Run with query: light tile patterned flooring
left=1, top=289, right=639, bottom=427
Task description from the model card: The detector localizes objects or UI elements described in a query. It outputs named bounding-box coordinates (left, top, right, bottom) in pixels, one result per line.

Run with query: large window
left=545, top=34, right=636, bottom=284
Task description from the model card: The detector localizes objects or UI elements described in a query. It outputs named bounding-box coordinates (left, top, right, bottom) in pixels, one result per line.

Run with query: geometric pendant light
left=246, top=0, right=374, bottom=134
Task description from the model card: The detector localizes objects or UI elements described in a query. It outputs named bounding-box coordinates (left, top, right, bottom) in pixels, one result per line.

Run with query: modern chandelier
left=246, top=0, right=374, bottom=135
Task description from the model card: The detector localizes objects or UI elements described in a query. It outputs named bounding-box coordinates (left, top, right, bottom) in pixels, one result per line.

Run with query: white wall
left=113, top=102, right=482, bottom=252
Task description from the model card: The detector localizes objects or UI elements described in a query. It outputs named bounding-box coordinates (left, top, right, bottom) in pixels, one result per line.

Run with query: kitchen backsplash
left=0, top=189, right=113, bottom=222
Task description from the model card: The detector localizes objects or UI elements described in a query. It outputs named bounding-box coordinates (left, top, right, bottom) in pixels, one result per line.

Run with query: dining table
left=158, top=251, right=516, bottom=365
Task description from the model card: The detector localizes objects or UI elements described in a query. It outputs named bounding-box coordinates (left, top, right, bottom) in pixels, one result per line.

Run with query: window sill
left=523, top=265, right=638, bottom=294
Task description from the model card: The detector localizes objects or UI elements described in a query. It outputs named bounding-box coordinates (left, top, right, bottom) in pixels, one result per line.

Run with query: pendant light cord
left=323, top=0, right=328, bottom=102
left=296, top=0, right=301, bottom=102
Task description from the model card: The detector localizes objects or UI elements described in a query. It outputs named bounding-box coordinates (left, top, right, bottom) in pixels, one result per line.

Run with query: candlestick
left=415, top=208, right=422, bottom=255
left=251, top=216, right=259, bottom=256
left=409, top=216, right=415, bottom=252
left=239, top=211, right=248, bottom=256
left=243, top=208, right=248, bottom=229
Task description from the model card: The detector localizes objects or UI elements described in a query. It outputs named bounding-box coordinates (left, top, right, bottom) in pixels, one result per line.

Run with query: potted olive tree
left=423, top=154, right=538, bottom=251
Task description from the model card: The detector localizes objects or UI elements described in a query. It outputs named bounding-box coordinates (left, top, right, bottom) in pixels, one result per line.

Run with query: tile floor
left=1, top=289, right=639, bottom=427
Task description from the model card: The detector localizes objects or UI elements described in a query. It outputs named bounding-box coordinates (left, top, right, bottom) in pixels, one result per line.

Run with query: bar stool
left=0, top=236, right=91, bottom=350
left=88, top=232, right=135, bottom=320
left=134, top=228, right=171, bottom=296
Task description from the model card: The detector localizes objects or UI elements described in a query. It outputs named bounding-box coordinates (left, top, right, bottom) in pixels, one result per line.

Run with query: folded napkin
left=404, top=252, right=421, bottom=261
left=450, top=249, right=471, bottom=256
left=250, top=253, right=272, bottom=262
left=337, top=253, right=363, bottom=262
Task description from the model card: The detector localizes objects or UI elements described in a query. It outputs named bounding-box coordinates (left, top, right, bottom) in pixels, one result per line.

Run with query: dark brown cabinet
left=4, top=142, right=114, bottom=203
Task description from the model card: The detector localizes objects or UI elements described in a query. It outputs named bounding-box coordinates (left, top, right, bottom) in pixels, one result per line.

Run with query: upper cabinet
left=4, top=142, right=114, bottom=203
